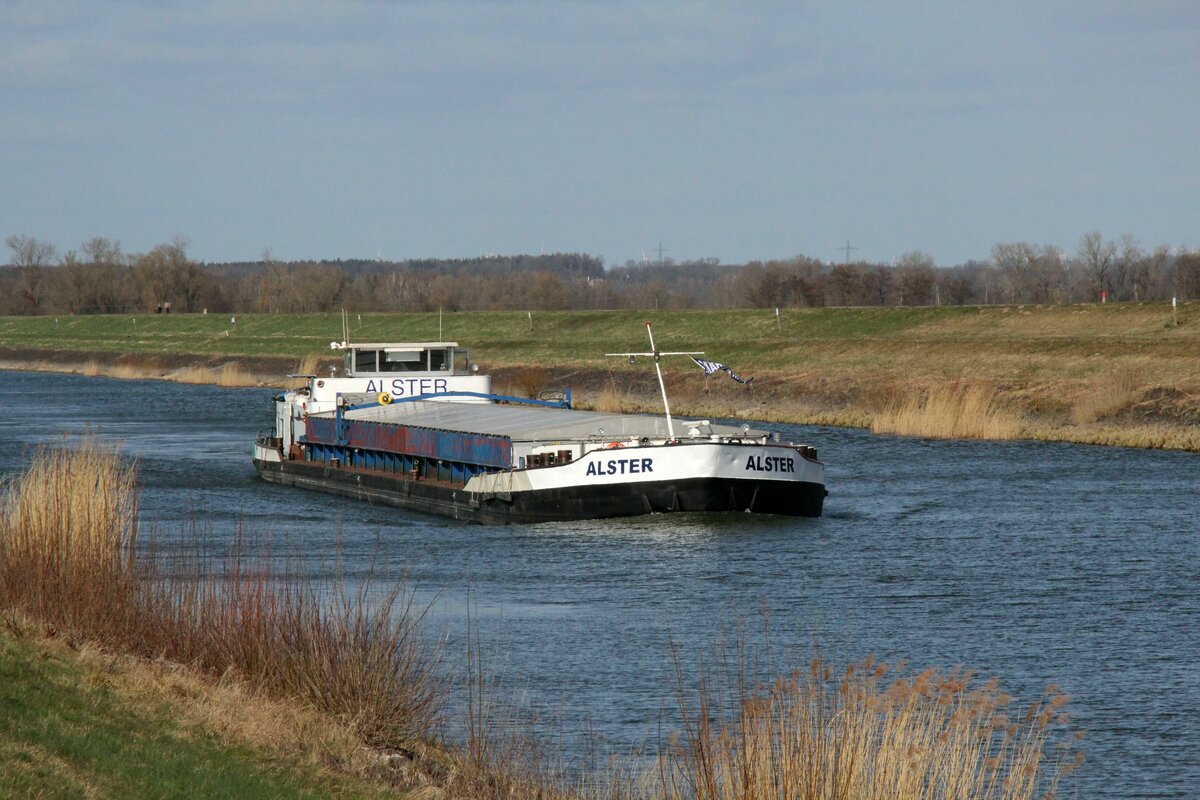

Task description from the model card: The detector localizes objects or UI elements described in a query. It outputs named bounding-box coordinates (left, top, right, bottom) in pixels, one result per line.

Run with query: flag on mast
left=691, top=357, right=753, bottom=384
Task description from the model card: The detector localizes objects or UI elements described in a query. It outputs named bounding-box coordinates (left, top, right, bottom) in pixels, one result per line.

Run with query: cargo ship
left=252, top=326, right=826, bottom=523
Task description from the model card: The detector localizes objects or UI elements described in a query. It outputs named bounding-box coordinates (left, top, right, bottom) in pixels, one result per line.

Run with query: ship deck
left=325, top=401, right=767, bottom=444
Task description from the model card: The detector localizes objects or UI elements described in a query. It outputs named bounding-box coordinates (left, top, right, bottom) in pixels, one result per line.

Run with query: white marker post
left=606, top=322, right=703, bottom=440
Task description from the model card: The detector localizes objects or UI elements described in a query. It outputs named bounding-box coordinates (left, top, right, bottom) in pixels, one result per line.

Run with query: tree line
left=4, top=232, right=1199, bottom=316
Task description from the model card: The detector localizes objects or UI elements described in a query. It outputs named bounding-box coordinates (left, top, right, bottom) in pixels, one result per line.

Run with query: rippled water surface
left=2, top=370, right=1197, bottom=797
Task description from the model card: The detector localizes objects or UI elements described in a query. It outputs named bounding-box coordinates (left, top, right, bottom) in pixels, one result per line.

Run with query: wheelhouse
left=335, top=342, right=472, bottom=377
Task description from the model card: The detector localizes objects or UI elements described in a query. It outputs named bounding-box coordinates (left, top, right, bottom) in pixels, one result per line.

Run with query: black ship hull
left=253, top=458, right=826, bottom=525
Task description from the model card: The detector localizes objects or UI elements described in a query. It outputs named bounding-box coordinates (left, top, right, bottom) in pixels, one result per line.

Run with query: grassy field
left=2, top=303, right=1199, bottom=449
left=3, top=303, right=1196, bottom=364
left=0, top=627, right=397, bottom=799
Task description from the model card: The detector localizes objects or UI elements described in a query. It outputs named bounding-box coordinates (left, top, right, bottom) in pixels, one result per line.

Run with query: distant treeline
left=4, top=233, right=1199, bottom=316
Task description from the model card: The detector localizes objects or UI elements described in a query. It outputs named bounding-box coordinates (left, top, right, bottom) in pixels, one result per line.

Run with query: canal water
left=0, top=370, right=1196, bottom=798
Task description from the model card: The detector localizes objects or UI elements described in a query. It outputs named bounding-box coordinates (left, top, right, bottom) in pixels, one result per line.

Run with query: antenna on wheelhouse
left=606, top=322, right=703, bottom=440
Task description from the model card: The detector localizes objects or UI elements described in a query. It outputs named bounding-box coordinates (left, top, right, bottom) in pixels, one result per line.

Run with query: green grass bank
left=2, top=303, right=1199, bottom=449
left=0, top=627, right=398, bottom=799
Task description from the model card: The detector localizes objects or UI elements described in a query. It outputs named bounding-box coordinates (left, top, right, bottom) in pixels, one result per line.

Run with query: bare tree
left=52, top=250, right=87, bottom=313
left=1027, top=245, right=1066, bottom=304
left=863, top=265, right=893, bottom=305
left=827, top=263, right=864, bottom=306
left=1077, top=231, right=1117, bottom=301
left=941, top=273, right=975, bottom=305
left=5, top=234, right=56, bottom=313
left=132, top=237, right=200, bottom=312
left=739, top=262, right=790, bottom=308
left=44, top=237, right=141, bottom=314
left=1134, top=245, right=1170, bottom=301
left=895, top=251, right=936, bottom=306
left=256, top=249, right=288, bottom=313
left=1172, top=252, right=1200, bottom=299
left=992, top=242, right=1031, bottom=302
left=1112, top=234, right=1144, bottom=301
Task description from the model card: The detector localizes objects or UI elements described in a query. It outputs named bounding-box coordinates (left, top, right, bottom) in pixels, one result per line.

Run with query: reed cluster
left=651, top=657, right=1079, bottom=800
left=0, top=443, right=139, bottom=635
left=80, top=355, right=169, bottom=380
left=594, top=379, right=631, bottom=413
left=0, top=441, right=441, bottom=749
left=511, top=365, right=549, bottom=399
left=445, top=652, right=1079, bottom=800
left=171, top=362, right=259, bottom=387
left=871, top=382, right=1024, bottom=441
left=1070, top=366, right=1144, bottom=424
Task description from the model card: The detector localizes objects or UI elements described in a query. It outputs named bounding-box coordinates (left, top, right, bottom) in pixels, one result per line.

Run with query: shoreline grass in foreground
left=0, top=441, right=443, bottom=750
left=2, top=442, right=1082, bottom=799
left=0, top=626, right=396, bottom=799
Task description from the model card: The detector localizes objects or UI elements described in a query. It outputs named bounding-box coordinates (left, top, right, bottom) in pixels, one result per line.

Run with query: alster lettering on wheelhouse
left=364, top=378, right=449, bottom=397
left=586, top=458, right=654, bottom=476
left=745, top=455, right=795, bottom=473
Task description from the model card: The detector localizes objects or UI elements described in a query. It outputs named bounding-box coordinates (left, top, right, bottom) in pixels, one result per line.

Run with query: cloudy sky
left=3, top=1, right=1198, bottom=266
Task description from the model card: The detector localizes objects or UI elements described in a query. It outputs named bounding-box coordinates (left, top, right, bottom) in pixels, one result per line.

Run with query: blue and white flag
left=691, top=356, right=753, bottom=384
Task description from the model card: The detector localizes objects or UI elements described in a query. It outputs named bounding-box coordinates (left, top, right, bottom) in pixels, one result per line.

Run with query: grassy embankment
left=0, top=629, right=400, bottom=799
left=2, top=303, right=1197, bottom=449
left=2, top=442, right=1082, bottom=799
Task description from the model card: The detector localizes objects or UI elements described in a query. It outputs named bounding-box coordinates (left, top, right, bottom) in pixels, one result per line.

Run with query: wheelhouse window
left=346, top=347, right=459, bottom=374
left=381, top=350, right=422, bottom=372
left=453, top=349, right=470, bottom=374
left=353, top=349, right=377, bottom=373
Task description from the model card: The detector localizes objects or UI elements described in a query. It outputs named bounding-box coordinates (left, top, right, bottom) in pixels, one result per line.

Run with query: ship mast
left=606, top=322, right=703, bottom=440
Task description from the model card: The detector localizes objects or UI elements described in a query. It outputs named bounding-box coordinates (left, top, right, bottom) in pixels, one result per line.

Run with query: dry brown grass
left=217, top=362, right=257, bottom=387
left=872, top=382, right=1025, bottom=441
left=1070, top=366, right=1145, bottom=424
left=593, top=377, right=631, bottom=413
left=292, top=355, right=321, bottom=383
left=109, top=363, right=156, bottom=379
left=286, top=354, right=325, bottom=390
left=296, top=353, right=322, bottom=375
left=1, top=356, right=274, bottom=387
left=1031, top=422, right=1200, bottom=451
left=513, top=366, right=548, bottom=399
left=0, top=441, right=443, bottom=750
left=0, top=441, right=139, bottom=631
left=654, top=657, right=1079, bottom=800
left=170, top=362, right=260, bottom=386
left=171, top=365, right=215, bottom=384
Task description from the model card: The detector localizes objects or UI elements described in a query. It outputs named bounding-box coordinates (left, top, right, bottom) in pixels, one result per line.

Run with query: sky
left=3, top=1, right=1198, bottom=267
